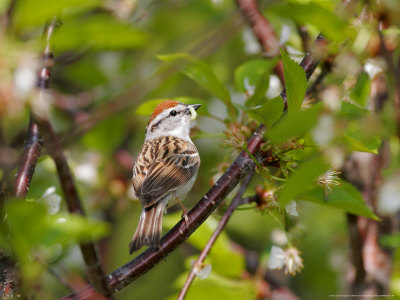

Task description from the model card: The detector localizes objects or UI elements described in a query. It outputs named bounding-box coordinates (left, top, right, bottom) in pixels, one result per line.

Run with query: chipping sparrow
left=129, top=100, right=201, bottom=253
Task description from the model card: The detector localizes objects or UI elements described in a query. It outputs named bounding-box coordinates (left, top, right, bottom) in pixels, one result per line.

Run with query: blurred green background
left=1, top=0, right=400, bottom=299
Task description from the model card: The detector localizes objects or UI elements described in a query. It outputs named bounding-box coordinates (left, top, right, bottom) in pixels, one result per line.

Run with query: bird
left=129, top=100, right=201, bottom=254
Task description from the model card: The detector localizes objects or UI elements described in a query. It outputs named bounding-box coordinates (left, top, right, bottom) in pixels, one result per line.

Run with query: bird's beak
left=186, top=104, right=201, bottom=120
left=191, top=104, right=201, bottom=111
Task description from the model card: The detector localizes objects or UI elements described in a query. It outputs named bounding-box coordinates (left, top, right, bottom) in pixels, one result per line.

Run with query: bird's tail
left=129, top=198, right=168, bottom=254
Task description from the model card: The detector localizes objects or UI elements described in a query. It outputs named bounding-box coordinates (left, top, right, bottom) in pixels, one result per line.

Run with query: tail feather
left=129, top=199, right=168, bottom=254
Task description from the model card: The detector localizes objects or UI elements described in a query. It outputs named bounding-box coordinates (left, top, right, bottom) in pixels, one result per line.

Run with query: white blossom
left=279, top=25, right=291, bottom=45
left=243, top=77, right=255, bottom=96
left=364, top=59, right=382, bottom=79
left=285, top=200, right=298, bottom=217
left=266, top=75, right=282, bottom=99
left=41, top=186, right=61, bottom=215
left=312, top=114, right=334, bottom=146
left=192, top=260, right=212, bottom=279
left=14, top=65, right=36, bottom=97
left=377, top=173, right=400, bottom=215
left=268, top=246, right=286, bottom=270
left=242, top=29, right=261, bottom=54
left=268, top=246, right=304, bottom=276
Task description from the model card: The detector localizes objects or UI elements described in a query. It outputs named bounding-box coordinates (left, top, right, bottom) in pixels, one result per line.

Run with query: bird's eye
left=170, top=110, right=177, bottom=116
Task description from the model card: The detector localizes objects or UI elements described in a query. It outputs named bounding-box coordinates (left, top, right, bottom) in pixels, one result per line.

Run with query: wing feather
left=132, top=137, right=200, bottom=208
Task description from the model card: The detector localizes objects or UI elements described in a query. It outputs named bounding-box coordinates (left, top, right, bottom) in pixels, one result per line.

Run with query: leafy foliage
left=1, top=0, right=400, bottom=299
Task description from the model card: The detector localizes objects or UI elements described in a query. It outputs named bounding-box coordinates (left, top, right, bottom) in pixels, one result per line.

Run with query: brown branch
left=22, top=18, right=113, bottom=300
left=346, top=213, right=366, bottom=287
left=14, top=19, right=59, bottom=197
left=62, top=29, right=324, bottom=300
left=378, top=26, right=400, bottom=139
left=178, top=172, right=254, bottom=300
left=14, top=116, right=42, bottom=197
left=61, top=124, right=265, bottom=299
left=236, top=0, right=284, bottom=84
left=34, top=116, right=113, bottom=299
left=235, top=0, right=279, bottom=57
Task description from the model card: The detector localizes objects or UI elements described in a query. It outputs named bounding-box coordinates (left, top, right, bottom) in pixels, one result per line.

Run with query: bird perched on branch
left=129, top=100, right=201, bottom=254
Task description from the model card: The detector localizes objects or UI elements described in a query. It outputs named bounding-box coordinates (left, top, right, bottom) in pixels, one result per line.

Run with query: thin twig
left=28, top=18, right=113, bottom=300
left=236, top=0, right=284, bottom=84
left=61, top=125, right=265, bottom=299
left=61, top=29, right=324, bottom=300
left=14, top=116, right=42, bottom=197
left=14, top=18, right=59, bottom=197
left=235, top=0, right=279, bottom=57
left=34, top=117, right=113, bottom=299
left=178, top=172, right=254, bottom=299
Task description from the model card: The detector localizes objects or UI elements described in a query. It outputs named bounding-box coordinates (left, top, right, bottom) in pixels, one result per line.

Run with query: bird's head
left=145, top=100, right=201, bottom=141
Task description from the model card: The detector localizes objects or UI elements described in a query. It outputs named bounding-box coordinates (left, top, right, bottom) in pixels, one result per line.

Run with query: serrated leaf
left=157, top=53, right=236, bottom=118
left=301, top=181, right=379, bottom=220
left=52, top=14, right=149, bottom=52
left=339, top=101, right=369, bottom=119
left=234, top=59, right=277, bottom=93
left=164, top=213, right=245, bottom=277
left=135, top=97, right=208, bottom=116
left=269, top=2, right=349, bottom=40
left=241, top=97, right=284, bottom=128
left=279, top=155, right=329, bottom=206
left=14, top=0, right=101, bottom=28
left=268, top=102, right=323, bottom=143
left=351, top=72, right=371, bottom=106
left=343, top=134, right=379, bottom=154
left=280, top=49, right=307, bottom=112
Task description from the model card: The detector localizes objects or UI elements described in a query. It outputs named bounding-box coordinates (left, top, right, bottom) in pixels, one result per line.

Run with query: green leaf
left=280, top=49, right=307, bottom=112
left=14, top=0, right=101, bottom=28
left=339, top=101, right=369, bottom=119
left=245, top=71, right=270, bottom=107
left=157, top=53, right=236, bottom=118
left=52, top=14, right=149, bottom=52
left=168, top=273, right=256, bottom=300
left=279, top=155, right=330, bottom=206
left=380, top=233, right=400, bottom=248
left=343, top=134, right=379, bottom=154
left=268, top=102, right=323, bottom=143
left=301, top=181, right=379, bottom=220
left=351, top=72, right=371, bottom=106
left=6, top=201, right=110, bottom=249
left=241, top=97, right=284, bottom=128
left=163, top=213, right=245, bottom=277
left=4, top=200, right=109, bottom=281
left=135, top=97, right=208, bottom=116
left=269, top=2, right=349, bottom=40
left=234, top=59, right=277, bottom=92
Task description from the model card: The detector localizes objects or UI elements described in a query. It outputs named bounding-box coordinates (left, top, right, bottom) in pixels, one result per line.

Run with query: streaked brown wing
left=138, top=151, right=199, bottom=208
